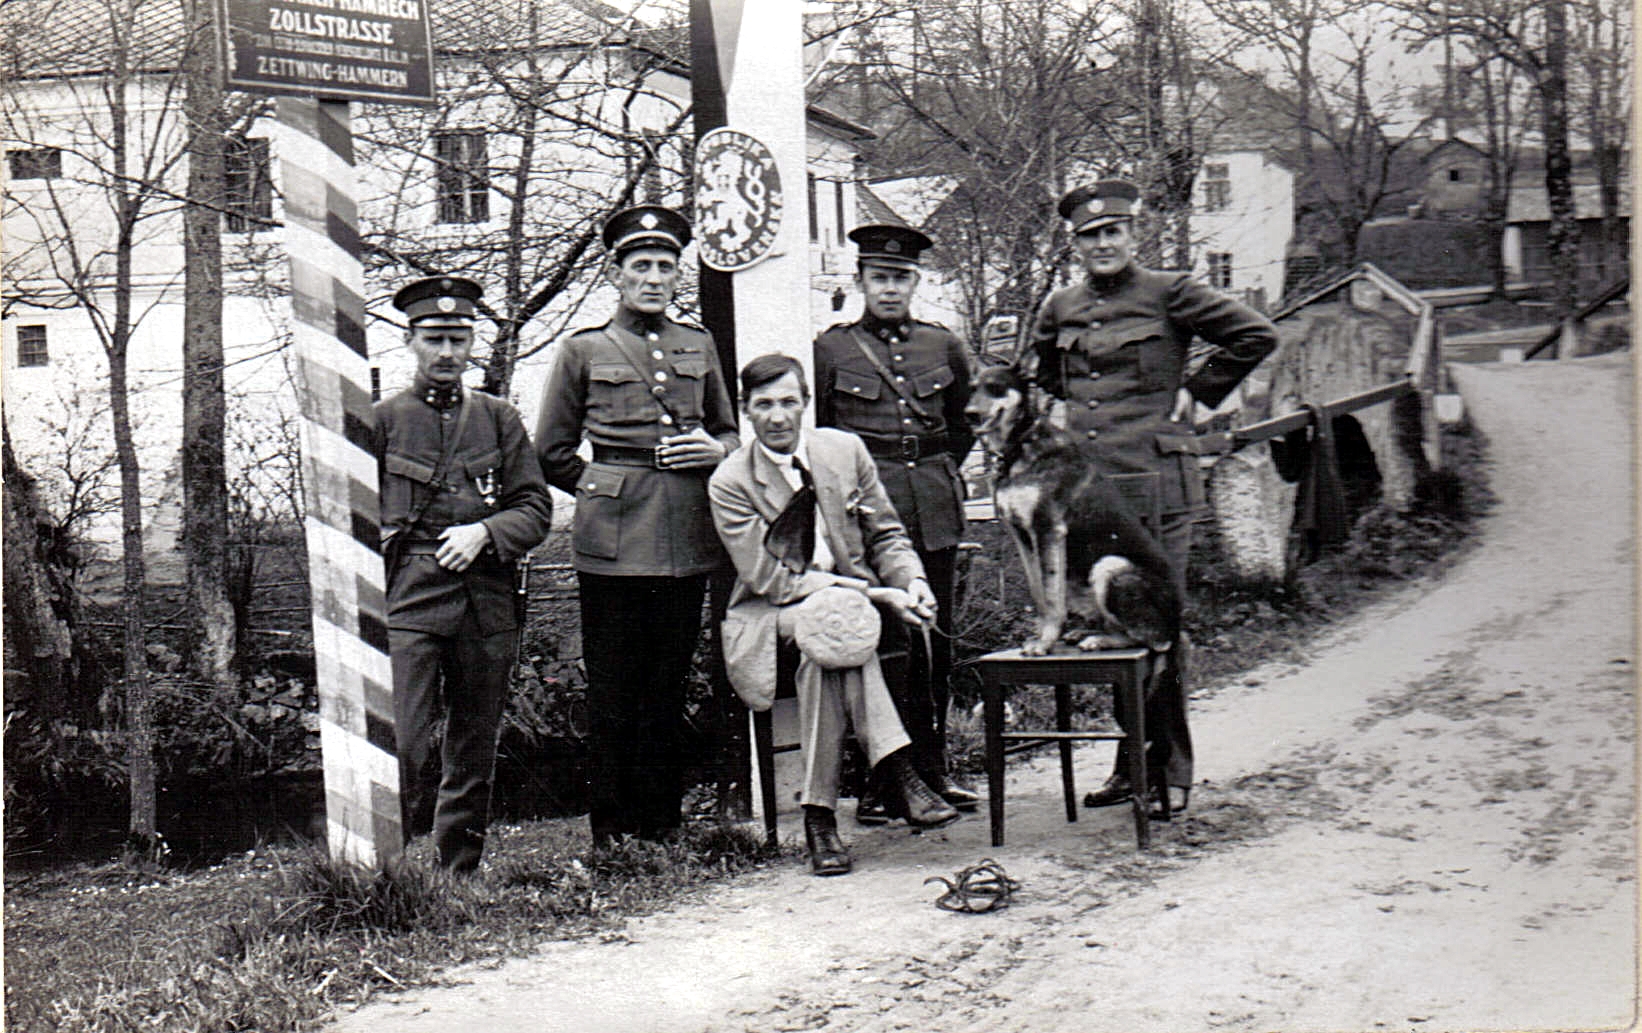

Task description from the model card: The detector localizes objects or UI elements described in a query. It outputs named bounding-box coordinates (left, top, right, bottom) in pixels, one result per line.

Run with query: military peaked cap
left=1059, top=179, right=1141, bottom=233
left=392, top=275, right=483, bottom=325
left=603, top=204, right=692, bottom=255
left=848, top=223, right=934, bottom=269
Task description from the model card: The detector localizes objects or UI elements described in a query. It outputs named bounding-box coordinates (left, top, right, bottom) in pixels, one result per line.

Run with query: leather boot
left=803, top=806, right=852, bottom=876
left=854, top=780, right=894, bottom=825
left=879, top=750, right=960, bottom=829
left=928, top=772, right=981, bottom=812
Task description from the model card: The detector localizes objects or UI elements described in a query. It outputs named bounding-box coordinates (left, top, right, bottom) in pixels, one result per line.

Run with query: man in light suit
left=709, top=354, right=959, bottom=876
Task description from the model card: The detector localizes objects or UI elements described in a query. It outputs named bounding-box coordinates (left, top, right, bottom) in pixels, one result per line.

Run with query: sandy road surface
left=329, top=353, right=1636, bottom=1033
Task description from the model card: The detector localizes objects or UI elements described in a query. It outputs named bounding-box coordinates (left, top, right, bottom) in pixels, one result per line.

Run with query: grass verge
left=5, top=821, right=788, bottom=1033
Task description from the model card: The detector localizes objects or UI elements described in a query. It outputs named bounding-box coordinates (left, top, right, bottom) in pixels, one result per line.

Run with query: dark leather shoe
left=930, top=774, right=981, bottom=812
left=881, top=752, right=960, bottom=829
left=855, top=786, right=894, bottom=826
left=1082, top=773, right=1133, bottom=809
left=803, top=807, right=852, bottom=876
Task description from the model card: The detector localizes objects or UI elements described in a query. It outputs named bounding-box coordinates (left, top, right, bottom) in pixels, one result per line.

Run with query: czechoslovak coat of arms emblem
left=693, top=128, right=784, bottom=272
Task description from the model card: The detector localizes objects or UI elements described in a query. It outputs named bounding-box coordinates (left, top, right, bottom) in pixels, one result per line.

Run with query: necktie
left=764, top=456, right=816, bottom=574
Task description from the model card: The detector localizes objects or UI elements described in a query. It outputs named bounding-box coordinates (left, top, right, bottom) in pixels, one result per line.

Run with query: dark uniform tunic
left=813, top=314, right=974, bottom=783
left=1030, top=262, right=1277, bottom=789
left=376, top=377, right=552, bottom=871
left=536, top=310, right=739, bottom=842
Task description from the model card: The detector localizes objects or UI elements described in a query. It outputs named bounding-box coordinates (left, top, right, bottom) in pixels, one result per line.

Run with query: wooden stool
left=974, top=646, right=1159, bottom=850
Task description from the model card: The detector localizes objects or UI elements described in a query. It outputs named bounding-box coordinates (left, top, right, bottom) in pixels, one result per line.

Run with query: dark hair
left=739, top=352, right=808, bottom=400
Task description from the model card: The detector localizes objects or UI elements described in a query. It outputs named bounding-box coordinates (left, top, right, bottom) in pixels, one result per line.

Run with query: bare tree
left=814, top=1, right=1130, bottom=329
left=1418, top=0, right=1585, bottom=313
left=354, top=0, right=695, bottom=398
left=180, top=0, right=236, bottom=690
left=1572, top=0, right=1630, bottom=281
left=1206, top=0, right=1437, bottom=265
left=1, top=0, right=193, bottom=847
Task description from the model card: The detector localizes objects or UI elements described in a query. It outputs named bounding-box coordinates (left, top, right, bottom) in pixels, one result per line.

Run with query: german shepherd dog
left=963, top=364, right=1182, bottom=660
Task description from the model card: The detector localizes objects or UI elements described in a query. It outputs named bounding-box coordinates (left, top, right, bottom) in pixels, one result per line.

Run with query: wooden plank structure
left=275, top=97, right=402, bottom=868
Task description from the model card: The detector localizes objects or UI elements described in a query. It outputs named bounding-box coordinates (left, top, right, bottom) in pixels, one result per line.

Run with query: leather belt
left=400, top=540, right=443, bottom=555
left=592, top=444, right=661, bottom=468
left=859, top=433, right=946, bottom=462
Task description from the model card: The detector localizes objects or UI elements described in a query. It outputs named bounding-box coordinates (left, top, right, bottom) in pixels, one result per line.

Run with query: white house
left=2, top=0, right=879, bottom=567
left=1190, top=149, right=1293, bottom=312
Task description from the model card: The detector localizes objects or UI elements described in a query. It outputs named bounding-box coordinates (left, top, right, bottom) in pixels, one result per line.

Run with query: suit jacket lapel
left=749, top=443, right=794, bottom=521
left=809, top=433, right=864, bottom=574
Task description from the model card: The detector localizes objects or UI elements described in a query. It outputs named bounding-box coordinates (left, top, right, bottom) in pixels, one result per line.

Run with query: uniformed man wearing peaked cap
left=1028, top=177, right=1277, bottom=817
left=535, top=205, right=739, bottom=846
left=812, top=223, right=979, bottom=823
left=376, top=274, right=552, bottom=871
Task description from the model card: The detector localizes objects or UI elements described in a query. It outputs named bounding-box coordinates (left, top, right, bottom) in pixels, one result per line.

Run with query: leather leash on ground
left=925, top=859, right=1022, bottom=913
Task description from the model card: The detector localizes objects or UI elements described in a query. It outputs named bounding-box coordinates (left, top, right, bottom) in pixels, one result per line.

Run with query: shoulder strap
left=848, top=326, right=940, bottom=427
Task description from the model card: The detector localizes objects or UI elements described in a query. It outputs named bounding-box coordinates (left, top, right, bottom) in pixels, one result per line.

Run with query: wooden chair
left=969, top=471, right=1168, bottom=851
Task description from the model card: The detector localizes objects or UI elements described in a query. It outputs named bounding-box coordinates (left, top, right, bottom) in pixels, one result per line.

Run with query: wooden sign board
left=217, top=0, right=436, bottom=105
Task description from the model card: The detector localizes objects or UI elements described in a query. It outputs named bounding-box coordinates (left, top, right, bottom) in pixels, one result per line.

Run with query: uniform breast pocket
left=1115, top=320, right=1177, bottom=390
left=461, top=448, right=504, bottom=511
left=573, top=465, right=626, bottom=560
left=910, top=363, right=954, bottom=400
left=588, top=362, right=649, bottom=422
left=670, top=355, right=709, bottom=423
left=384, top=450, right=436, bottom=517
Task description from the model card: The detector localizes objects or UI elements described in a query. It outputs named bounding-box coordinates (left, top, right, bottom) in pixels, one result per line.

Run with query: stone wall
left=1208, top=271, right=1437, bottom=584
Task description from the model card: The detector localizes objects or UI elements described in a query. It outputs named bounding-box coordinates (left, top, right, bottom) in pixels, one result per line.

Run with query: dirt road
left=329, top=353, right=1636, bottom=1033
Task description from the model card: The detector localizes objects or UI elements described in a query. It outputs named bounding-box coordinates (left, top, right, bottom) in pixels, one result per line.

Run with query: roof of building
left=855, top=182, right=903, bottom=226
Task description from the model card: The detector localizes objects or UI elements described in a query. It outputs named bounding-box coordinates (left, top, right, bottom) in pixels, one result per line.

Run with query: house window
left=224, top=137, right=272, bottom=233
left=434, top=131, right=489, bottom=224
left=16, top=325, right=48, bottom=366
left=1207, top=252, right=1233, bottom=289
left=1202, top=162, right=1230, bottom=212
left=8, top=147, right=61, bottom=180
left=1448, top=168, right=1464, bottom=183
left=808, top=173, right=819, bottom=242
left=834, top=180, right=846, bottom=247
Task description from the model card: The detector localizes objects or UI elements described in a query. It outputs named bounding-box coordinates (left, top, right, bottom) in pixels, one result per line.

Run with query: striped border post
left=275, top=96, right=402, bottom=869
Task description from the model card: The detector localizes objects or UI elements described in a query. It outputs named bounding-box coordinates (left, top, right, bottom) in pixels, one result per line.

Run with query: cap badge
left=885, top=239, right=902, bottom=253
left=640, top=212, right=659, bottom=229
left=1088, top=199, right=1105, bottom=215
left=437, top=297, right=456, bottom=312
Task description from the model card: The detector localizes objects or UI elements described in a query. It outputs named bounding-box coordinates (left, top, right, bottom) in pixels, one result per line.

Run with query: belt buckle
left=899, top=435, right=920, bottom=461
left=652, top=447, right=665, bottom=470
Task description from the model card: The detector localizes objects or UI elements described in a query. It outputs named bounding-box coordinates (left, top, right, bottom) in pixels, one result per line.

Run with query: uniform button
left=1089, top=371, right=1101, bottom=380
left=585, top=482, right=597, bottom=491
left=851, top=385, right=863, bottom=393
left=905, top=461, right=916, bottom=468
left=902, top=417, right=914, bottom=426
left=660, top=414, right=674, bottom=425
left=895, top=375, right=906, bottom=383
left=646, top=332, right=659, bottom=342
left=651, top=349, right=664, bottom=360
left=897, top=399, right=907, bottom=407
left=1087, top=399, right=1100, bottom=409
left=654, top=370, right=668, bottom=382
left=1086, top=429, right=1099, bottom=440
left=650, top=385, right=666, bottom=397
left=441, top=412, right=452, bottom=421
left=893, top=354, right=904, bottom=362
left=1090, top=321, right=1101, bottom=329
